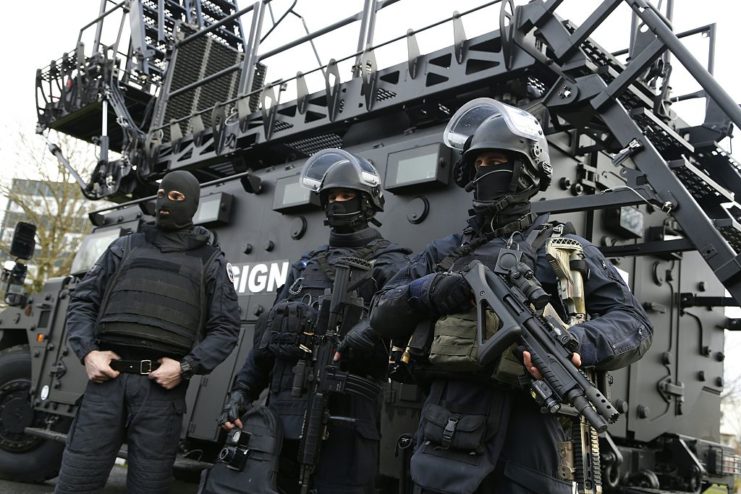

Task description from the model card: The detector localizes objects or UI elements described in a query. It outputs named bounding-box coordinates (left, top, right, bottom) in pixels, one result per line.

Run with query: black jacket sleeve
left=564, top=239, right=653, bottom=370
left=232, top=310, right=274, bottom=399
left=231, top=261, right=301, bottom=395
left=370, top=247, right=412, bottom=290
left=65, top=237, right=127, bottom=361
left=183, top=252, right=241, bottom=374
left=370, top=235, right=459, bottom=339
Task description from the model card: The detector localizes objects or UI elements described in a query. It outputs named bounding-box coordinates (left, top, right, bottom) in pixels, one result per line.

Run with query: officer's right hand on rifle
left=408, top=272, right=472, bottom=316
left=219, top=388, right=250, bottom=431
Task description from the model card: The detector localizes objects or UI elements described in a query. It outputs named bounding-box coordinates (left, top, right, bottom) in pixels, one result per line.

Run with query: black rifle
left=462, top=253, right=619, bottom=432
left=296, top=256, right=381, bottom=494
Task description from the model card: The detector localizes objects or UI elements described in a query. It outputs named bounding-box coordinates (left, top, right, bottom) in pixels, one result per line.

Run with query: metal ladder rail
left=537, top=7, right=741, bottom=228
left=550, top=74, right=741, bottom=300
left=526, top=0, right=741, bottom=299
left=526, top=2, right=741, bottom=217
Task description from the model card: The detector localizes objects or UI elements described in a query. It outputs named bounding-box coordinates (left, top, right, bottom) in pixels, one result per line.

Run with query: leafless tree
left=0, top=131, right=99, bottom=294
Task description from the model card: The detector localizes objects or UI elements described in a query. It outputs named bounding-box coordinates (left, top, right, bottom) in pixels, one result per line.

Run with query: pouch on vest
left=411, top=397, right=505, bottom=494
left=428, top=307, right=499, bottom=372
left=265, top=301, right=318, bottom=360
left=422, top=404, right=488, bottom=453
left=197, top=405, right=283, bottom=494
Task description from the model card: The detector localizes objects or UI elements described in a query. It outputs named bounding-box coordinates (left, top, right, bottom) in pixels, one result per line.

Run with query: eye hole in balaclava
left=324, top=189, right=367, bottom=233
left=155, top=170, right=201, bottom=231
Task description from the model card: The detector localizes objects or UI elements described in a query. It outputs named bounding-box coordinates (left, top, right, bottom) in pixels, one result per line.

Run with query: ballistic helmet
left=443, top=98, right=552, bottom=203
left=301, top=149, right=384, bottom=231
left=300, top=148, right=384, bottom=211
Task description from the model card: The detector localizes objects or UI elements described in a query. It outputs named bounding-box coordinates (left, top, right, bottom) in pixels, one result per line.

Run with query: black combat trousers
left=488, top=392, right=574, bottom=493
left=276, top=422, right=379, bottom=494
left=55, top=374, right=187, bottom=494
left=415, top=391, right=574, bottom=494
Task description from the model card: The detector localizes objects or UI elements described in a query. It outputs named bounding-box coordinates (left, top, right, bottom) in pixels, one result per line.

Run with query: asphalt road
left=0, top=464, right=199, bottom=493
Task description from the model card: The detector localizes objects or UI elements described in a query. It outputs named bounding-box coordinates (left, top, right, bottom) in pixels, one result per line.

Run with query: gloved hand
left=336, top=320, right=381, bottom=360
left=218, top=388, right=250, bottom=430
left=409, top=272, right=472, bottom=316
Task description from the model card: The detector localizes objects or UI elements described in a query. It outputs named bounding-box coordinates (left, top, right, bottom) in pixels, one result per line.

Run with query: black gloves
left=409, top=272, right=472, bottom=316
left=218, top=388, right=250, bottom=427
left=338, top=320, right=381, bottom=356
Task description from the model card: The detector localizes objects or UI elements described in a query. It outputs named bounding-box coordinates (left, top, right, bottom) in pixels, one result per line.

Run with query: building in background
left=0, top=178, right=90, bottom=278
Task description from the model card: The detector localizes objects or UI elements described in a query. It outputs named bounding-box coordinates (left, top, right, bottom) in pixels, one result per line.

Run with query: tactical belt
left=110, top=359, right=162, bottom=375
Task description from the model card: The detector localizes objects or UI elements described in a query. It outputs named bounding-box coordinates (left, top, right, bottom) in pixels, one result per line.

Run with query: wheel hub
left=0, top=378, right=43, bottom=452
left=2, top=397, right=33, bottom=434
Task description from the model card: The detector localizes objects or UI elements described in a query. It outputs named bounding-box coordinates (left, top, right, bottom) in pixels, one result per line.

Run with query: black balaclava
left=324, top=193, right=368, bottom=234
left=469, top=157, right=532, bottom=235
left=155, top=171, right=200, bottom=231
left=472, top=162, right=515, bottom=207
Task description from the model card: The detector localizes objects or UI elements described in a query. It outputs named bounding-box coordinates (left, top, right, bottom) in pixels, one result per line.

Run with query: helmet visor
left=300, top=148, right=380, bottom=191
left=443, top=98, right=544, bottom=151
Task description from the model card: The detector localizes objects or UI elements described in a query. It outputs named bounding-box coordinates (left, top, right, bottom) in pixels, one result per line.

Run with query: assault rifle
left=462, top=252, right=619, bottom=432
left=295, top=256, right=381, bottom=494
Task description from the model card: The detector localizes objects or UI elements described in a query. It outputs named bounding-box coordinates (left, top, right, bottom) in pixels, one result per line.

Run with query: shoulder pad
left=303, top=245, right=329, bottom=260
left=109, top=232, right=144, bottom=257
left=375, top=241, right=413, bottom=256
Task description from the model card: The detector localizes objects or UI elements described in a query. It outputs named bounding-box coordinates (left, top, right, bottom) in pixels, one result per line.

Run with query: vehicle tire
left=0, top=345, right=68, bottom=483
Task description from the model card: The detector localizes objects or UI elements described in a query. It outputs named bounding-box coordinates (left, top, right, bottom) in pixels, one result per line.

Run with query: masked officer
left=364, top=99, right=653, bottom=493
left=56, top=170, right=240, bottom=494
left=219, top=149, right=410, bottom=494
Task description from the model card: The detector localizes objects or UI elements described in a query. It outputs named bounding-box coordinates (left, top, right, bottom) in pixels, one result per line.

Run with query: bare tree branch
left=1, top=131, right=100, bottom=293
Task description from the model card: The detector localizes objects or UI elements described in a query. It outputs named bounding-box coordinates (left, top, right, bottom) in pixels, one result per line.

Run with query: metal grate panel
left=157, top=36, right=243, bottom=141
left=286, top=134, right=344, bottom=156
left=668, top=159, right=732, bottom=205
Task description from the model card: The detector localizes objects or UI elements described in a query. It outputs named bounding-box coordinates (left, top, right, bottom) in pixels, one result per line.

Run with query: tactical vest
left=268, top=238, right=391, bottom=440
left=285, top=238, right=391, bottom=302
left=97, top=233, right=219, bottom=356
left=425, top=216, right=574, bottom=381
left=411, top=218, right=584, bottom=493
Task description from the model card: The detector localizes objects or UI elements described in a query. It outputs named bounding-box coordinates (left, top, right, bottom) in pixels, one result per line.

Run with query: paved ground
left=0, top=464, right=199, bottom=493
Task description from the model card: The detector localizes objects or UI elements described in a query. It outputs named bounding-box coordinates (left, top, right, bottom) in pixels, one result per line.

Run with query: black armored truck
left=1, top=0, right=741, bottom=492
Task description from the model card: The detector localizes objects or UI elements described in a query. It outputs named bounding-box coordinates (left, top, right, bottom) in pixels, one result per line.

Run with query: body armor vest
left=97, top=233, right=218, bottom=356
left=410, top=218, right=585, bottom=493
left=268, top=238, right=390, bottom=439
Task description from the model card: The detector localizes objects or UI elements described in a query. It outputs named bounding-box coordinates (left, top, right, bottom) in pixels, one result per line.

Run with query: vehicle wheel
left=0, top=345, right=68, bottom=482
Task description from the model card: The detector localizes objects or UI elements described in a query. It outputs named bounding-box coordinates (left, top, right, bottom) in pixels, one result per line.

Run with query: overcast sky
left=1, top=0, right=741, bottom=431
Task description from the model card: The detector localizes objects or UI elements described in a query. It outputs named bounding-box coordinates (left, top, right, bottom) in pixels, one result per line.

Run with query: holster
left=198, top=405, right=283, bottom=494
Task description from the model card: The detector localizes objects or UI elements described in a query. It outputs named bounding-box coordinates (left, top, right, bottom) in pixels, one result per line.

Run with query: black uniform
left=233, top=227, right=409, bottom=494
left=370, top=218, right=652, bottom=493
left=367, top=97, right=653, bottom=493
left=56, top=225, right=240, bottom=494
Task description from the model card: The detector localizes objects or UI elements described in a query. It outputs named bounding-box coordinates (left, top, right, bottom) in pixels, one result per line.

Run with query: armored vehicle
left=2, top=0, right=741, bottom=491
